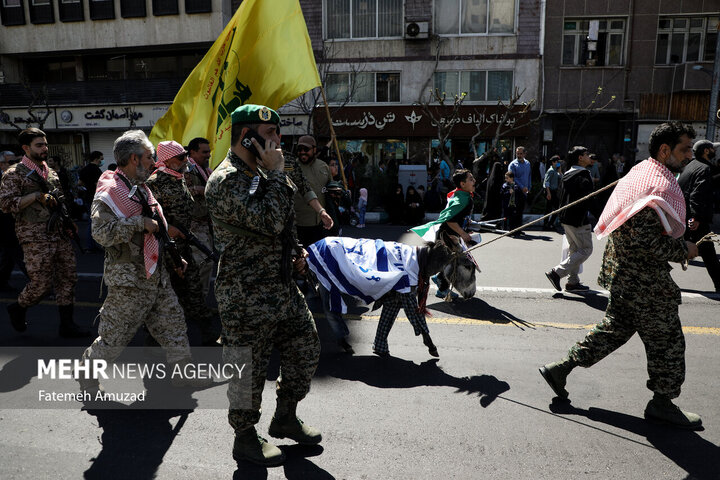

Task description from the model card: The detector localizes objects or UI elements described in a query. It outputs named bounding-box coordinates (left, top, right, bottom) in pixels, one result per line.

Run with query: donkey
left=420, top=230, right=477, bottom=300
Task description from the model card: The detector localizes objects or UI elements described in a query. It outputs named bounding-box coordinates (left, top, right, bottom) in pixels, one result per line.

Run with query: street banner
left=149, top=0, right=321, bottom=168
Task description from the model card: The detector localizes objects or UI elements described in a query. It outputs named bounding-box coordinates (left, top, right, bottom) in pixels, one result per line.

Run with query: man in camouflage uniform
left=80, top=130, right=205, bottom=389
left=0, top=128, right=88, bottom=337
left=146, top=140, right=219, bottom=346
left=205, top=104, right=321, bottom=467
left=539, top=122, right=702, bottom=430
left=184, top=137, right=215, bottom=301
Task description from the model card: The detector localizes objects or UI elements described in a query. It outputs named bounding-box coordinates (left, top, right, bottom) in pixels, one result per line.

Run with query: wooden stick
left=319, top=86, right=348, bottom=191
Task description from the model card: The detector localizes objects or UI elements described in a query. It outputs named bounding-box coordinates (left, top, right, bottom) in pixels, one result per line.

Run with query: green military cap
left=231, top=104, right=280, bottom=126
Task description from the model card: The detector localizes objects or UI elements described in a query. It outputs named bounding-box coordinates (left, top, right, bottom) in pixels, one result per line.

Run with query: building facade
left=542, top=0, right=718, bottom=164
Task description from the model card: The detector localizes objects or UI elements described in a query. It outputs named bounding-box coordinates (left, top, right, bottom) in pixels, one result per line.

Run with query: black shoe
left=7, top=302, right=27, bottom=332
left=422, top=332, right=439, bottom=357
left=565, top=283, right=590, bottom=292
left=337, top=338, right=354, bottom=354
left=373, top=349, right=390, bottom=358
left=545, top=270, right=561, bottom=291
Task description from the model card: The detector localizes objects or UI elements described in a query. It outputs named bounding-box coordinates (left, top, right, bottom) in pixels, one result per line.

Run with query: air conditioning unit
left=404, top=21, right=429, bottom=40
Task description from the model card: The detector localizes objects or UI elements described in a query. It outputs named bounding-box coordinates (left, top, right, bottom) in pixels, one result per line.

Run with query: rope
left=464, top=178, right=621, bottom=254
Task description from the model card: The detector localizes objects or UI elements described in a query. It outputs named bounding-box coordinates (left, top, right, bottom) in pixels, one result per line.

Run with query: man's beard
left=136, top=163, right=151, bottom=182
left=299, top=154, right=315, bottom=165
left=29, top=151, right=47, bottom=162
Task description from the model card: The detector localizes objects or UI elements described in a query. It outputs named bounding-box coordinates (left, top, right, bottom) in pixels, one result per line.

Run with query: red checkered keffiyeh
left=94, top=170, right=168, bottom=278
left=187, top=158, right=210, bottom=182
left=595, top=157, right=686, bottom=240
left=20, top=155, right=49, bottom=180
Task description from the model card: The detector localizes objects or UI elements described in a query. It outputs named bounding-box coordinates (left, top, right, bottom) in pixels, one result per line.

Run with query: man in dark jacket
left=546, top=146, right=595, bottom=291
left=678, top=140, right=719, bottom=292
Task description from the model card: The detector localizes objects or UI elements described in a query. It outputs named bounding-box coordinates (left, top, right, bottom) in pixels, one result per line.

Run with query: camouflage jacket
left=598, top=208, right=688, bottom=304
left=146, top=169, right=194, bottom=243
left=184, top=162, right=210, bottom=225
left=91, top=197, right=167, bottom=288
left=0, top=162, right=65, bottom=243
left=206, top=150, right=298, bottom=286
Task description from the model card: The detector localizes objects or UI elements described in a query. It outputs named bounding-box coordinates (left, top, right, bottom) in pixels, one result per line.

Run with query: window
left=433, top=70, right=512, bottom=101
left=435, top=0, right=515, bottom=35
left=120, top=0, right=145, bottom=17
left=562, top=18, right=625, bottom=66
left=29, top=0, right=54, bottom=23
left=59, top=0, right=84, bottom=22
left=655, top=16, right=718, bottom=64
left=90, top=0, right=115, bottom=20
left=325, top=0, right=402, bottom=39
left=152, top=0, right=177, bottom=15
left=185, top=0, right=210, bottom=14
left=326, top=72, right=400, bottom=103
left=1, top=0, right=25, bottom=25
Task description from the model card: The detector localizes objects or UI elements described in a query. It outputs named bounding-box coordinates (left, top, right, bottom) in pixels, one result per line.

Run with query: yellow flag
left=149, top=0, right=321, bottom=168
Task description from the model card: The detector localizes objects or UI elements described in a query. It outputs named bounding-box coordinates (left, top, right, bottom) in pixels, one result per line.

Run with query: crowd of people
left=0, top=114, right=717, bottom=466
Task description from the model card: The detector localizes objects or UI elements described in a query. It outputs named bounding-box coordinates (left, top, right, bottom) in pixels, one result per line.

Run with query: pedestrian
left=542, top=155, right=562, bottom=230
left=146, top=140, right=220, bottom=346
left=508, top=146, right=531, bottom=217
left=322, top=180, right=350, bottom=237
left=539, top=121, right=702, bottom=430
left=405, top=185, right=425, bottom=225
left=501, top=170, right=522, bottom=232
left=79, top=130, right=209, bottom=394
left=545, top=146, right=596, bottom=292
left=79, top=150, right=104, bottom=251
left=677, top=140, right=720, bottom=292
left=482, top=161, right=504, bottom=221
left=356, top=187, right=368, bottom=228
left=386, top=184, right=405, bottom=224
left=0, top=128, right=88, bottom=337
left=290, top=135, right=334, bottom=247
left=205, top=104, right=321, bottom=466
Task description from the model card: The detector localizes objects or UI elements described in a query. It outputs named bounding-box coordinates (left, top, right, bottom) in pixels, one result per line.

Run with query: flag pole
left=319, top=86, right=348, bottom=190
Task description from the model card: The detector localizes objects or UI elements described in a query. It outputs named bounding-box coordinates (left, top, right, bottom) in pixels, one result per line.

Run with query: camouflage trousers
left=218, top=280, right=320, bottom=433
left=568, top=294, right=685, bottom=398
left=168, top=242, right=218, bottom=343
left=18, top=238, right=76, bottom=307
left=82, top=276, right=191, bottom=363
left=189, top=222, right=214, bottom=302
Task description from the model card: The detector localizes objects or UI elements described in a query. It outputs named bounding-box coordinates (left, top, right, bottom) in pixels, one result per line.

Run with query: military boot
left=7, top=302, right=27, bottom=332
left=58, top=304, right=91, bottom=338
left=539, top=357, right=576, bottom=399
left=268, top=398, right=322, bottom=445
left=644, top=393, right=702, bottom=430
left=232, top=427, right=285, bottom=466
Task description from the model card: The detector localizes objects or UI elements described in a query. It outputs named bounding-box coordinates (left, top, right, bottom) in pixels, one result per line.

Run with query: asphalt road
left=0, top=221, right=718, bottom=479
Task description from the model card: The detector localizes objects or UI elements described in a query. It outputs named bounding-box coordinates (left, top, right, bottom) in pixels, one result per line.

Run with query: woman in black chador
left=405, top=185, right=425, bottom=225
left=482, top=161, right=504, bottom=220
left=386, top=184, right=405, bottom=224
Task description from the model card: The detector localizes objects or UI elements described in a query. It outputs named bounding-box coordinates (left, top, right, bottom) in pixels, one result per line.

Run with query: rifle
left=176, top=225, right=219, bottom=263
left=127, top=184, right=186, bottom=275
left=26, top=170, right=86, bottom=253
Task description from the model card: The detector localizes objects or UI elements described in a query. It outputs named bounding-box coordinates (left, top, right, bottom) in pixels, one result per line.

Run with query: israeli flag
left=307, top=237, right=419, bottom=313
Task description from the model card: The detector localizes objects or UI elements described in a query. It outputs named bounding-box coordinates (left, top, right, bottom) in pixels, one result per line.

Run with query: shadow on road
left=317, top=355, right=510, bottom=407
left=233, top=445, right=334, bottom=480
left=549, top=400, right=719, bottom=480
left=428, top=297, right=535, bottom=330
left=82, top=400, right=196, bottom=480
left=550, top=290, right=609, bottom=312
